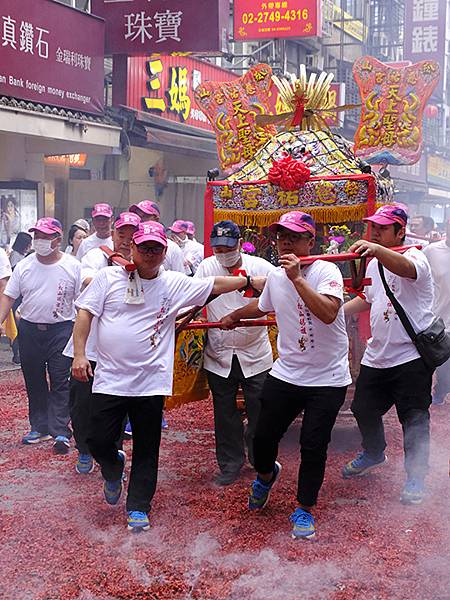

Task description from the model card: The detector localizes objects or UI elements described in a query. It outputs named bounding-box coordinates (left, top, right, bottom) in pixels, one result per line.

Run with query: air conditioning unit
left=305, top=54, right=324, bottom=71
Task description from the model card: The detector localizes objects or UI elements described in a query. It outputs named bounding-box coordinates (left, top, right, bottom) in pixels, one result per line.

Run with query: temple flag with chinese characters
left=194, top=64, right=277, bottom=174
left=353, top=56, right=440, bottom=165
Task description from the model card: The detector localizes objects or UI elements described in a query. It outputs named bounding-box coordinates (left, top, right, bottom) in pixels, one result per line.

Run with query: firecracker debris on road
left=0, top=369, right=449, bottom=600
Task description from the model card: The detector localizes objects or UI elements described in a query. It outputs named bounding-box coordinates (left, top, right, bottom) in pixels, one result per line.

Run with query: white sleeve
left=316, top=263, right=344, bottom=302
left=406, top=248, right=431, bottom=284
left=0, top=249, right=12, bottom=279
left=75, top=269, right=108, bottom=317
left=3, top=264, right=21, bottom=300
left=81, top=249, right=105, bottom=283
left=258, top=272, right=275, bottom=313
left=164, top=242, right=185, bottom=273
left=173, top=274, right=215, bottom=310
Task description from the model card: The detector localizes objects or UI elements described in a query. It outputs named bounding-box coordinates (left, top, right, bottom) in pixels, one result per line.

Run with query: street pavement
left=0, top=370, right=449, bottom=599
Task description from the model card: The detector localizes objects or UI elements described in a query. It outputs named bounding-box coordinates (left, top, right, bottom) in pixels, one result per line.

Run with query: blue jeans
left=18, top=319, right=73, bottom=438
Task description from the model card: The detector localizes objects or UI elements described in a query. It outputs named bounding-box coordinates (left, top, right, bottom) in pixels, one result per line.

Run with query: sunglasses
left=276, top=231, right=312, bottom=243
left=136, top=244, right=165, bottom=255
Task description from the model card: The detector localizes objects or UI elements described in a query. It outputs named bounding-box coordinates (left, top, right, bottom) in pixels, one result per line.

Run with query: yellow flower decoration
left=344, top=180, right=360, bottom=199
left=316, top=181, right=336, bottom=205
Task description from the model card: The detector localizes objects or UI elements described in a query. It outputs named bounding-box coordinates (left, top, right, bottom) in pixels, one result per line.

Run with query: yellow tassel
left=2, top=310, right=17, bottom=341
left=214, top=204, right=371, bottom=226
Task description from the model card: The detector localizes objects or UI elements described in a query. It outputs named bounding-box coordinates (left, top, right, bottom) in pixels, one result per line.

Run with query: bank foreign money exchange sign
left=233, top=0, right=321, bottom=40
left=0, top=0, right=104, bottom=114
left=91, top=0, right=229, bottom=55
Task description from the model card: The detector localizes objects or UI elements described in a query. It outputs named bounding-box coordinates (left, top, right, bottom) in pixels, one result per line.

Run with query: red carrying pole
left=182, top=319, right=277, bottom=330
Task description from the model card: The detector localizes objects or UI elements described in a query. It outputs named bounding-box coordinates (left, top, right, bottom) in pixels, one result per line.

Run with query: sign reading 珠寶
left=404, top=0, right=447, bottom=97
left=233, top=0, right=321, bottom=41
left=91, top=0, right=229, bottom=55
left=0, top=0, right=104, bottom=114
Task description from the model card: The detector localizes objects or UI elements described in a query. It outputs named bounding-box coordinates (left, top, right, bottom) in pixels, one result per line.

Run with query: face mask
left=215, top=248, right=241, bottom=268
left=33, top=238, right=55, bottom=256
left=173, top=234, right=187, bottom=248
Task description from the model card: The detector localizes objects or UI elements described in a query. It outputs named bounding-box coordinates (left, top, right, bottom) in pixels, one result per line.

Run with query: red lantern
left=424, top=104, right=439, bottom=119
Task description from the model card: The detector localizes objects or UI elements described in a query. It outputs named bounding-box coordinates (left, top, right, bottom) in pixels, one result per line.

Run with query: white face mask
left=214, top=248, right=241, bottom=268
left=33, top=238, right=55, bottom=256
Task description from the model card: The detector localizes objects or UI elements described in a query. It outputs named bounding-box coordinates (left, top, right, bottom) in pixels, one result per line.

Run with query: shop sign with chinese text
left=194, top=64, right=277, bottom=174
left=353, top=56, right=440, bottom=166
left=404, top=0, right=447, bottom=97
left=126, top=55, right=237, bottom=131
left=233, top=0, right=321, bottom=41
left=91, top=0, right=229, bottom=55
left=427, top=155, right=450, bottom=189
left=0, top=0, right=104, bottom=114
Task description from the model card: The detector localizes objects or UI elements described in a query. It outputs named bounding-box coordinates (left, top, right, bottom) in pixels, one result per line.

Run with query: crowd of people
left=0, top=200, right=448, bottom=538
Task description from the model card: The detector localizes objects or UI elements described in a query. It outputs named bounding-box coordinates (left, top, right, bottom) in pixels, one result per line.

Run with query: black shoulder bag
left=378, top=262, right=450, bottom=370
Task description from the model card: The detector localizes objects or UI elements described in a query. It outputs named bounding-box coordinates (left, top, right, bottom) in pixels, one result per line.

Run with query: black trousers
left=254, top=374, right=347, bottom=507
left=206, top=356, right=268, bottom=474
left=351, top=358, right=432, bottom=480
left=69, top=361, right=96, bottom=454
left=88, top=393, right=164, bottom=512
left=70, top=364, right=125, bottom=455
left=18, top=319, right=73, bottom=438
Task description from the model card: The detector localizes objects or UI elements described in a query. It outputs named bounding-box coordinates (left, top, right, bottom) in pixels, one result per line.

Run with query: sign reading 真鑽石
left=0, top=0, right=105, bottom=114
left=404, top=0, right=447, bottom=97
left=91, top=0, right=229, bottom=55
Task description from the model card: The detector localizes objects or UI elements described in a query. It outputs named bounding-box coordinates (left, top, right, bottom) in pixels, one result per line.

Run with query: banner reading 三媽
left=353, top=56, right=440, bottom=165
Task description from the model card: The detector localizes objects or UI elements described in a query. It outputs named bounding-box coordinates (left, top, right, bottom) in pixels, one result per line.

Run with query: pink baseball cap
left=92, top=203, right=113, bottom=218
left=364, top=204, right=408, bottom=227
left=29, top=217, right=63, bottom=236
left=114, top=212, right=141, bottom=230
left=133, top=221, right=167, bottom=247
left=185, top=221, right=196, bottom=236
left=269, top=211, right=316, bottom=236
left=168, top=220, right=189, bottom=234
left=129, top=200, right=160, bottom=217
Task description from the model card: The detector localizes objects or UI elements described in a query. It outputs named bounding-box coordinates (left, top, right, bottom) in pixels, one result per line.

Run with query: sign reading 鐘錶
left=0, top=0, right=104, bottom=114
left=91, top=0, right=229, bottom=55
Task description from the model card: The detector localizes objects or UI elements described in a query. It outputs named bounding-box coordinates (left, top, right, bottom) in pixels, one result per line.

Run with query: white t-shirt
left=76, top=233, right=113, bottom=261
left=75, top=267, right=215, bottom=396
left=5, top=253, right=81, bottom=323
left=424, top=240, right=450, bottom=330
left=195, top=254, right=276, bottom=378
left=183, top=240, right=204, bottom=275
left=164, top=239, right=185, bottom=273
left=81, top=247, right=109, bottom=282
left=0, top=248, right=12, bottom=279
left=63, top=247, right=110, bottom=361
left=258, top=261, right=351, bottom=387
left=362, top=247, right=435, bottom=368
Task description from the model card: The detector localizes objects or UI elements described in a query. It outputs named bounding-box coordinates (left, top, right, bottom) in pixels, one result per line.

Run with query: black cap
left=210, top=220, right=240, bottom=248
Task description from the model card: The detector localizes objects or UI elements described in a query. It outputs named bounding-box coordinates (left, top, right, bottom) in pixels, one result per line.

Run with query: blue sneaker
left=22, top=431, right=52, bottom=445
left=400, top=478, right=425, bottom=505
left=123, top=421, right=132, bottom=439
left=127, top=511, right=150, bottom=532
left=248, top=461, right=282, bottom=510
left=342, top=451, right=387, bottom=478
left=290, top=508, right=316, bottom=540
left=161, top=415, right=169, bottom=430
left=103, top=450, right=126, bottom=505
left=75, top=453, right=94, bottom=474
left=53, top=435, right=70, bottom=455
left=432, top=395, right=446, bottom=405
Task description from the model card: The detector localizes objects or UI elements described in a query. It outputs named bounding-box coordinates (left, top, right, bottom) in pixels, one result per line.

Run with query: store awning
left=118, top=107, right=219, bottom=160
left=0, top=99, right=121, bottom=155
